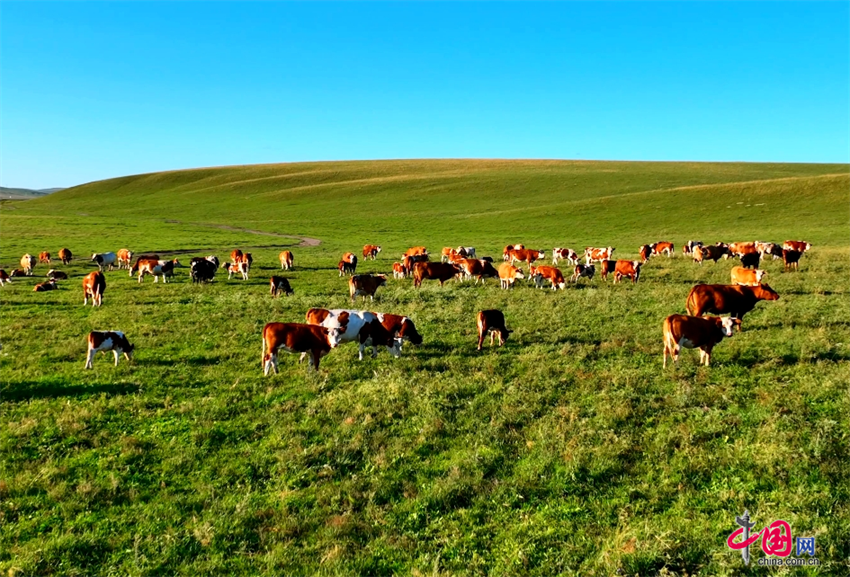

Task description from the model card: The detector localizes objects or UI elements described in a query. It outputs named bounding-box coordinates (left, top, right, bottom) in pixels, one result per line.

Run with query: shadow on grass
left=2, top=381, right=140, bottom=402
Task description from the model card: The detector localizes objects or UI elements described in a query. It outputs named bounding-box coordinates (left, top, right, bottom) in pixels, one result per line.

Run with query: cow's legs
left=85, top=348, right=96, bottom=369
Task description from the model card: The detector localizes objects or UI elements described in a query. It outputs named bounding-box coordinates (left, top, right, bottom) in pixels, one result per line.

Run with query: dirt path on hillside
left=163, top=220, right=321, bottom=247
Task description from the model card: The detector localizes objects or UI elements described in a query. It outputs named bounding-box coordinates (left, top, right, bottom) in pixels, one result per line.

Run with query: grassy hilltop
left=1, top=160, right=849, bottom=576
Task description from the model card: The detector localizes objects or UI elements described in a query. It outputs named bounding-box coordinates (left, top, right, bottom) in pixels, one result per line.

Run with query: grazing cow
left=682, top=241, right=703, bottom=255
left=33, top=279, right=58, bottom=292
left=139, top=259, right=181, bottom=283
left=404, top=246, right=428, bottom=258
left=392, top=262, right=408, bottom=279
left=376, top=312, right=423, bottom=346
left=38, top=251, right=51, bottom=264
left=0, top=269, right=10, bottom=286
left=338, top=256, right=358, bottom=276
left=686, top=283, right=779, bottom=329
left=783, top=249, right=803, bottom=271
left=651, top=242, right=674, bottom=257
left=458, top=259, right=499, bottom=284
left=59, top=248, right=73, bottom=265
left=731, top=266, right=767, bottom=286
left=230, top=249, right=244, bottom=263
left=662, top=315, right=740, bottom=368
left=693, top=244, right=728, bottom=264
left=571, top=264, right=595, bottom=283
left=279, top=250, right=294, bottom=270
left=441, top=247, right=460, bottom=263
left=241, top=253, right=253, bottom=271
left=306, top=309, right=403, bottom=360
left=477, top=310, right=511, bottom=351
left=783, top=240, right=811, bottom=253
left=21, top=254, right=37, bottom=275
left=270, top=276, right=294, bottom=297
left=728, top=242, right=758, bottom=258
left=85, top=331, right=134, bottom=369
left=584, top=247, right=615, bottom=265
left=739, top=251, right=761, bottom=269
left=598, top=260, right=617, bottom=281
left=262, top=322, right=342, bottom=374
left=756, top=242, right=784, bottom=260
left=509, top=248, right=545, bottom=266
left=91, top=252, right=118, bottom=272
left=363, top=245, right=382, bottom=260
left=82, top=271, right=106, bottom=306
left=10, top=269, right=28, bottom=278
left=190, top=258, right=217, bottom=283
left=498, top=263, right=525, bottom=289
left=503, top=244, right=525, bottom=261
left=129, top=255, right=161, bottom=276
left=529, top=265, right=566, bottom=290
left=457, top=246, right=476, bottom=259
left=613, top=260, right=642, bottom=284
left=552, top=247, right=579, bottom=266
left=639, top=245, right=652, bottom=263
left=413, top=262, right=462, bottom=288
left=46, top=270, right=68, bottom=280
left=223, top=261, right=249, bottom=280
left=117, top=248, right=133, bottom=270
left=350, top=274, right=388, bottom=301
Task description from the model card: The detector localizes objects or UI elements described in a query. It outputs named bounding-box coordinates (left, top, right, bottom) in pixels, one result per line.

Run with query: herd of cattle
left=0, top=238, right=811, bottom=371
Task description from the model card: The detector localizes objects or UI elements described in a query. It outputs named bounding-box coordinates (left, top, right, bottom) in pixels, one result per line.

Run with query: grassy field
left=1, top=160, right=849, bottom=576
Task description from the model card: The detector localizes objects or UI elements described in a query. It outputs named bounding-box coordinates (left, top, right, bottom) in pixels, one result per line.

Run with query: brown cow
left=570, top=264, right=595, bottom=283
left=270, top=276, right=294, bottom=297
left=10, top=269, right=28, bottom=278
left=662, top=314, right=740, bottom=368
left=529, top=265, right=566, bottom=290
left=686, top=283, right=779, bottom=329
left=639, top=245, right=652, bottom=263
left=376, top=313, right=423, bottom=345
left=350, top=274, right=388, bottom=301
left=783, top=240, right=811, bottom=253
left=230, top=249, right=244, bottom=263
left=693, top=244, right=728, bottom=264
left=728, top=242, right=758, bottom=258
left=413, top=262, right=461, bottom=288
left=392, top=262, right=408, bottom=279
left=338, top=256, right=357, bottom=276
left=241, top=253, right=253, bottom=271
left=46, top=270, right=68, bottom=280
left=508, top=248, right=545, bottom=266
left=85, top=331, right=134, bottom=369
left=651, top=242, right=674, bottom=257
left=38, top=251, right=51, bottom=264
left=117, top=248, right=133, bottom=270
left=598, top=260, right=617, bottom=281
left=441, top=247, right=460, bottom=263
left=58, top=248, right=73, bottom=265
left=783, top=249, right=803, bottom=271
left=404, top=246, right=428, bottom=258
left=130, top=255, right=161, bottom=276
left=498, top=263, right=525, bottom=289
left=279, top=250, right=294, bottom=270
left=584, top=247, right=615, bottom=265
left=82, top=271, right=106, bottom=306
left=477, top=310, right=511, bottom=351
left=223, top=261, right=249, bottom=280
left=363, top=245, right=381, bottom=260
left=261, top=323, right=342, bottom=374
left=0, top=269, right=10, bottom=286
left=33, top=279, right=58, bottom=292
left=503, top=244, right=525, bottom=261
left=613, top=260, right=642, bottom=284
left=458, top=259, right=499, bottom=284
left=731, top=266, right=766, bottom=286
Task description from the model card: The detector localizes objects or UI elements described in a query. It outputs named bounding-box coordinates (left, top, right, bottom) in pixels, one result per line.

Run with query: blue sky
left=2, top=2, right=848, bottom=189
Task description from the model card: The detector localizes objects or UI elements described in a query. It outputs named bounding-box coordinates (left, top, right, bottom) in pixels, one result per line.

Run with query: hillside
left=0, top=186, right=64, bottom=200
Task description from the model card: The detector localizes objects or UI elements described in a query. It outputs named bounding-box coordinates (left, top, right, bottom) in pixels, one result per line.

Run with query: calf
left=91, top=252, right=117, bottom=272
left=59, top=248, right=73, bottom=265
left=662, top=315, right=739, bottom=368
left=21, top=254, right=37, bottom=275
left=0, top=269, right=10, bottom=286
left=413, top=262, right=461, bottom=288
left=783, top=240, right=811, bottom=253
left=139, top=259, right=181, bottom=283
left=279, top=250, right=294, bottom=270
left=350, top=274, right=388, bottom=301
left=552, top=247, right=578, bottom=266
left=598, top=259, right=617, bottom=281
left=639, top=245, right=652, bottom=264
left=783, top=249, right=803, bottom=271
left=82, top=271, right=106, bottom=306
left=33, top=279, right=58, bottom=292
left=686, top=283, right=779, bottom=329
left=262, top=322, right=342, bottom=374
left=477, top=310, right=511, bottom=351
left=613, top=260, right=642, bottom=284
left=739, top=252, right=760, bottom=269
left=651, top=242, right=674, bottom=257
left=338, top=257, right=357, bottom=276
left=682, top=241, right=703, bottom=255
left=584, top=247, right=615, bottom=265
left=363, top=244, right=382, bottom=260
left=570, top=264, right=595, bottom=283
left=730, top=266, right=766, bottom=286
left=305, top=309, right=402, bottom=360
left=39, top=251, right=51, bottom=264
left=224, top=261, right=249, bottom=280
left=392, top=262, right=408, bottom=279
left=117, top=248, right=133, bottom=270
left=85, top=331, right=134, bottom=369
left=190, top=258, right=217, bottom=283
left=458, top=259, right=499, bottom=284
left=10, top=269, right=28, bottom=278
left=47, top=270, right=68, bottom=280
left=529, top=265, right=566, bottom=290
left=498, top=263, right=525, bottom=289
left=270, top=276, right=294, bottom=297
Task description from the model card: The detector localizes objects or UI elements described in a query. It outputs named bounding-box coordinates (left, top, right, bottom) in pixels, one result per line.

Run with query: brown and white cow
left=529, top=265, right=566, bottom=290
left=458, top=259, right=499, bottom=284
left=230, top=249, right=244, bottom=264
left=33, top=279, right=58, bottom=292
left=682, top=241, right=703, bottom=255
left=21, top=254, right=37, bottom=275
left=392, top=262, right=408, bottom=279
left=376, top=312, right=423, bottom=346
left=727, top=242, right=758, bottom=258
left=59, top=248, right=73, bottom=265
left=570, top=264, right=595, bottom=283
left=413, top=262, right=460, bottom=288
left=240, top=253, right=253, bottom=271
left=693, top=244, right=728, bottom=264
left=139, top=259, right=181, bottom=283
left=0, top=269, right=10, bottom=286
left=509, top=248, right=545, bottom=266
left=598, top=260, right=617, bottom=281
left=783, top=240, right=811, bottom=253
left=651, top=242, right=674, bottom=257
left=441, top=247, right=460, bottom=263
left=638, top=245, right=652, bottom=264
left=279, top=250, right=294, bottom=270
left=270, top=276, right=294, bottom=297
left=38, top=251, right=51, bottom=264
left=85, top=331, right=134, bottom=369
left=755, top=242, right=784, bottom=260
left=223, top=261, right=249, bottom=280
left=404, top=246, right=428, bottom=258
left=350, top=274, right=388, bottom=301
left=477, top=310, right=511, bottom=351
left=662, top=315, right=739, bottom=368
left=10, top=269, right=28, bottom=278
left=363, top=244, right=382, bottom=260
left=261, top=322, right=342, bottom=374
left=498, top=263, right=525, bottom=289
left=338, top=257, right=357, bottom=276
left=503, top=244, right=525, bottom=261
left=117, top=248, right=133, bottom=270
left=83, top=271, right=106, bottom=306
left=91, top=252, right=118, bottom=272
left=129, top=255, right=161, bottom=276
left=306, top=309, right=403, bottom=360
left=552, top=247, right=579, bottom=266
left=584, top=247, right=615, bottom=265
left=783, top=249, right=803, bottom=271
left=686, top=283, right=779, bottom=329
left=731, top=266, right=766, bottom=286
left=613, top=260, right=642, bottom=284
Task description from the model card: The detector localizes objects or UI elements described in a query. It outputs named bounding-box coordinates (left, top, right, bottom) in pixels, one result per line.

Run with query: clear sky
left=2, top=2, right=848, bottom=189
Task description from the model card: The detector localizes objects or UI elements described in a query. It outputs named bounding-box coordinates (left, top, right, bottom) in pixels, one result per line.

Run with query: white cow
left=307, top=309, right=403, bottom=360
left=91, top=252, right=118, bottom=271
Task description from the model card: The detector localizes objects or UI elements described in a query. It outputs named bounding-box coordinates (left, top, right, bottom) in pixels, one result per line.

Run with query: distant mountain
left=0, top=187, right=65, bottom=200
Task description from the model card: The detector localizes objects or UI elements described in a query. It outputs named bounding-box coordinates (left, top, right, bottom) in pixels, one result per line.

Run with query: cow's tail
left=261, top=333, right=267, bottom=368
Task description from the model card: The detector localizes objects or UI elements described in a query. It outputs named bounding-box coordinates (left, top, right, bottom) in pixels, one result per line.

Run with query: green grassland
left=1, top=160, right=849, bottom=576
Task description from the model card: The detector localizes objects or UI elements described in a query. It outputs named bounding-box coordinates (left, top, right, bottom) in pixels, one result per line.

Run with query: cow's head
left=91, top=253, right=100, bottom=262
left=718, top=316, right=738, bottom=337
left=514, top=268, right=525, bottom=280
left=324, top=326, right=343, bottom=348
left=755, top=284, right=780, bottom=301
left=399, top=318, right=423, bottom=345
left=755, top=269, right=767, bottom=283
